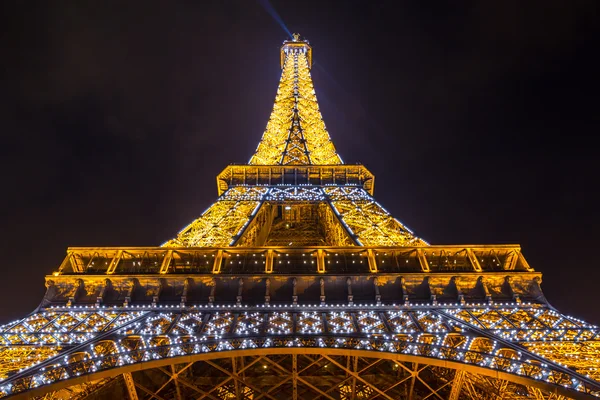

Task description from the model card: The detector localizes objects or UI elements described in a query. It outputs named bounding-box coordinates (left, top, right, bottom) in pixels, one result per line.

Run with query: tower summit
left=1, top=36, right=599, bottom=400
left=251, top=32, right=339, bottom=166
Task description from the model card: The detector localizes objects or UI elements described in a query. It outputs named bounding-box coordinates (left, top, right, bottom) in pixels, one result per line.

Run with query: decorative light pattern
left=327, top=312, right=355, bottom=334
left=265, top=186, right=325, bottom=201
left=356, top=311, right=385, bottom=334
left=297, top=311, right=323, bottom=334
left=267, top=312, right=293, bottom=334
left=203, top=312, right=233, bottom=336
left=0, top=303, right=599, bottom=398
left=234, top=312, right=262, bottom=335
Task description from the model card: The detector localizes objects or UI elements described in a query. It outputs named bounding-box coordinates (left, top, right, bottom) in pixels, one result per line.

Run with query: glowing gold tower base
left=1, top=34, right=599, bottom=400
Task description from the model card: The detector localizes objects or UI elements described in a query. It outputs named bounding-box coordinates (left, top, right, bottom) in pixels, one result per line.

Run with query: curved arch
left=8, top=348, right=592, bottom=400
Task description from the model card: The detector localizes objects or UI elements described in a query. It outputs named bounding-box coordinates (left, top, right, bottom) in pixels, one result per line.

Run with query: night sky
left=1, top=1, right=599, bottom=324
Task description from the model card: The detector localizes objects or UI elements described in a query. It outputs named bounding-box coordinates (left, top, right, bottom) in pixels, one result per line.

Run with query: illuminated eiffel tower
left=1, top=34, right=599, bottom=400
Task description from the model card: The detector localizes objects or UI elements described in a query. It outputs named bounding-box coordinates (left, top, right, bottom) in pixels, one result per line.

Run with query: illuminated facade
left=0, top=34, right=599, bottom=399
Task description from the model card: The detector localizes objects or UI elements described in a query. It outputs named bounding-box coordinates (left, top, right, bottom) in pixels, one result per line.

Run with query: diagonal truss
left=165, top=186, right=426, bottom=247
left=324, top=186, right=427, bottom=246
left=163, top=187, right=268, bottom=247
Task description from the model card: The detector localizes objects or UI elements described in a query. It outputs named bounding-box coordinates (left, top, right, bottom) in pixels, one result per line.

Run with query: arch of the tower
left=4, top=331, right=599, bottom=399
left=5, top=347, right=594, bottom=400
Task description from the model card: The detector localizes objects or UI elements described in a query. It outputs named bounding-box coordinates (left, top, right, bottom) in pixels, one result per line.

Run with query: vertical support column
left=213, top=250, right=224, bottom=274
left=321, top=312, right=329, bottom=333
left=478, top=276, right=492, bottom=303
left=209, top=278, right=216, bottom=304
left=317, top=249, right=325, bottom=273
left=67, top=278, right=84, bottom=307
left=123, top=278, right=136, bottom=307
left=505, top=276, right=521, bottom=303
left=292, top=354, right=298, bottom=400
left=96, top=278, right=112, bottom=306
left=171, top=365, right=183, bottom=400
left=265, top=278, right=271, bottom=305
left=266, top=249, right=274, bottom=273
left=451, top=277, right=465, bottom=305
left=262, top=312, right=269, bottom=334
left=181, top=278, right=191, bottom=307
left=400, top=277, right=409, bottom=305
left=232, top=357, right=241, bottom=400
left=448, top=370, right=465, bottom=400
left=292, top=278, right=298, bottom=305
left=408, top=363, right=418, bottom=400
left=367, top=249, right=377, bottom=273
left=347, top=277, right=354, bottom=305
left=237, top=278, right=244, bottom=305
left=123, top=372, right=139, bottom=400
left=152, top=278, right=164, bottom=306
left=374, top=277, right=381, bottom=305
left=351, top=356, right=358, bottom=400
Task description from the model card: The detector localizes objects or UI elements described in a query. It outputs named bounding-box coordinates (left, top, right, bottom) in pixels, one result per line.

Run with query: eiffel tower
left=1, top=34, right=599, bottom=400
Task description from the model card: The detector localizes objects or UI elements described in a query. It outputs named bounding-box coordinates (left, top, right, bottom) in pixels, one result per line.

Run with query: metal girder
left=448, top=370, right=465, bottom=400
left=322, top=355, right=395, bottom=400
left=232, top=357, right=240, bottom=400
left=133, top=381, right=167, bottom=400
left=170, top=364, right=184, bottom=400
left=351, top=356, right=357, bottom=400
left=173, top=374, right=220, bottom=400
left=122, top=372, right=138, bottom=400
left=292, top=354, right=298, bottom=400
left=407, top=363, right=419, bottom=400
left=204, top=359, right=277, bottom=400
left=3, top=349, right=590, bottom=400
left=415, top=369, right=446, bottom=400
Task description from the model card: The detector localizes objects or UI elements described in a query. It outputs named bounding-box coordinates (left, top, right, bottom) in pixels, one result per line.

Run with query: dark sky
left=1, top=1, right=599, bottom=324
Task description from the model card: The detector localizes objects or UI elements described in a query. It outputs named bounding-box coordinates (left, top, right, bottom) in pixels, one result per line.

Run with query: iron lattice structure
left=1, top=35, right=599, bottom=400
